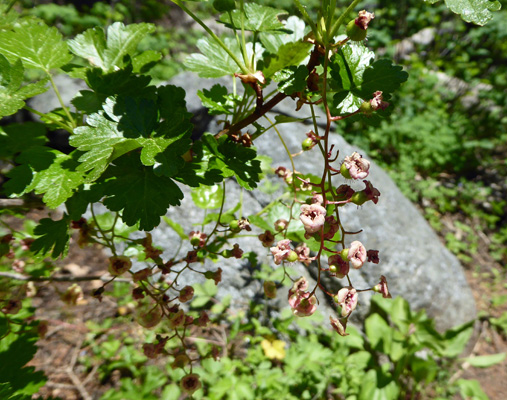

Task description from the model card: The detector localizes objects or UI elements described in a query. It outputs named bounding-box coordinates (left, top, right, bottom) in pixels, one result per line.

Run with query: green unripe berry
left=350, top=191, right=368, bottom=206
left=340, top=163, right=351, bottom=179
left=229, top=220, right=241, bottom=233
left=287, top=250, right=298, bottom=263
left=329, top=264, right=338, bottom=274
left=213, top=0, right=235, bottom=12
left=346, top=19, right=367, bottom=42
left=359, top=101, right=374, bottom=115
left=302, top=138, right=314, bottom=151
left=222, top=249, right=233, bottom=258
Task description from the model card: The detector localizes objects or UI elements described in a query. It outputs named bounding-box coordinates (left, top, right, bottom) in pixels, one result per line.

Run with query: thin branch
left=0, top=271, right=131, bottom=283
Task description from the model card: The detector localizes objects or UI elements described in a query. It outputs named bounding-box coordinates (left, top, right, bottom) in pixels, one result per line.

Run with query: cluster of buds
left=288, top=277, right=317, bottom=317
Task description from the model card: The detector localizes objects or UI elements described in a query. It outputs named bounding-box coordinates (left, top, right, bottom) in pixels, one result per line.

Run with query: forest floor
left=15, top=207, right=506, bottom=400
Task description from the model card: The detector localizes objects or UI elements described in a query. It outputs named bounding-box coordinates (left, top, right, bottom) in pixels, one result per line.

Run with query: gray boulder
left=164, top=72, right=476, bottom=331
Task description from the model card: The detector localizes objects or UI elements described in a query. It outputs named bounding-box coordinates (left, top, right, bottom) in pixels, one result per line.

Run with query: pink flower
left=330, top=316, right=349, bottom=336
left=292, top=292, right=317, bottom=317
left=374, top=275, right=392, bottom=298
left=270, top=239, right=292, bottom=265
left=342, top=152, right=370, bottom=179
left=295, top=243, right=313, bottom=266
left=355, top=10, right=375, bottom=30
left=328, top=254, right=350, bottom=278
left=348, top=241, right=367, bottom=269
left=336, top=286, right=358, bottom=317
left=371, top=91, right=389, bottom=111
left=288, top=277, right=317, bottom=317
left=300, top=203, right=327, bottom=234
left=312, top=192, right=324, bottom=205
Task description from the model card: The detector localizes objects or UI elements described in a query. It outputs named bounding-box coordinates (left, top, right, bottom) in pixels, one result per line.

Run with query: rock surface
left=165, top=72, right=476, bottom=331
left=28, top=73, right=477, bottom=331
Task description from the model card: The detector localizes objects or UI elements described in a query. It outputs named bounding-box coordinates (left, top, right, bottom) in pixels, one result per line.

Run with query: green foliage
left=426, top=0, right=501, bottom=25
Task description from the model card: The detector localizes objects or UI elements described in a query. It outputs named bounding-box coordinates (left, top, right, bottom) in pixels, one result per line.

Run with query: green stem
left=328, top=0, right=362, bottom=41
left=23, top=105, right=74, bottom=133
left=48, top=74, right=76, bottom=129
left=294, top=0, right=320, bottom=42
left=4, top=0, right=17, bottom=13
left=171, top=0, right=249, bottom=75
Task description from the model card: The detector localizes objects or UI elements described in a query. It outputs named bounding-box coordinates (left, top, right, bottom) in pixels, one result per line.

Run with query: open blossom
left=328, top=254, right=350, bottom=278
left=258, top=230, right=275, bottom=247
left=270, top=239, right=292, bottom=265
left=180, top=373, right=202, bottom=394
left=336, top=286, right=358, bottom=317
left=300, top=203, right=327, bottom=234
left=295, top=243, right=313, bottom=266
left=342, top=152, right=370, bottom=179
left=348, top=241, right=367, bottom=269
left=330, top=316, right=349, bottom=336
left=374, top=275, right=392, bottom=298
left=371, top=91, right=389, bottom=111
left=288, top=277, right=317, bottom=317
left=355, top=10, right=375, bottom=30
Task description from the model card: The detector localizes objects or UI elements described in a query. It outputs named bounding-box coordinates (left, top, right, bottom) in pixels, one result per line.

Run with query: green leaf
left=263, top=41, right=312, bottom=78
left=0, top=20, right=72, bottom=71
left=456, top=379, right=489, bottom=400
left=273, top=65, right=309, bottom=95
left=260, top=16, right=308, bottom=54
left=5, top=147, right=84, bottom=208
left=103, top=95, right=158, bottom=138
left=68, top=22, right=155, bottom=72
left=219, top=3, right=289, bottom=33
left=197, top=84, right=236, bottom=115
left=0, top=55, right=49, bottom=117
left=132, top=50, right=161, bottom=74
left=70, top=112, right=138, bottom=182
left=185, top=37, right=263, bottom=78
left=191, top=184, right=224, bottom=209
left=31, top=216, right=71, bottom=258
left=0, top=122, right=46, bottom=159
left=24, top=151, right=85, bottom=208
left=161, top=216, right=187, bottom=240
left=202, top=134, right=262, bottom=190
left=102, top=155, right=184, bottom=230
left=357, top=59, right=409, bottom=98
left=462, top=352, right=506, bottom=367
left=85, top=66, right=153, bottom=97
left=428, top=0, right=501, bottom=26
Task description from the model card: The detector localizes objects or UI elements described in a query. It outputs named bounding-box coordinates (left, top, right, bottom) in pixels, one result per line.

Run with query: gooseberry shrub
left=0, top=0, right=501, bottom=396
